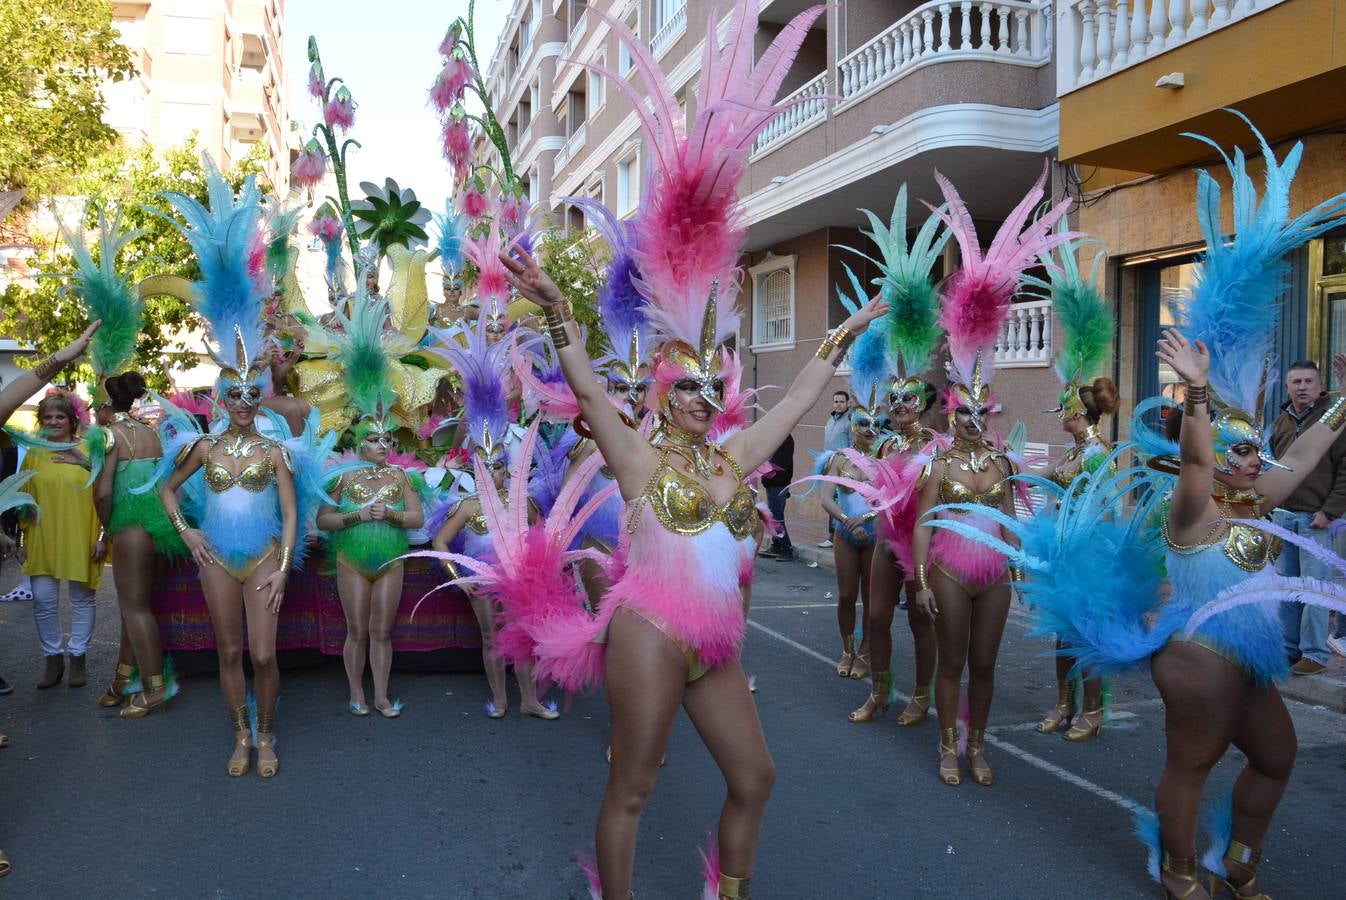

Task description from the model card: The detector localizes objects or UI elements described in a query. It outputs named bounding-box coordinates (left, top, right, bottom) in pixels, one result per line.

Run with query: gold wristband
left=440, top=558, right=461, bottom=580
left=1321, top=395, right=1346, bottom=431
left=914, top=563, right=928, bottom=592
left=278, top=545, right=293, bottom=574
left=31, top=353, right=64, bottom=382
left=1009, top=565, right=1025, bottom=583
left=1183, top=383, right=1208, bottom=417
left=543, top=302, right=573, bottom=350
left=169, top=511, right=190, bottom=534
left=341, top=510, right=362, bottom=527
left=815, top=326, right=855, bottom=365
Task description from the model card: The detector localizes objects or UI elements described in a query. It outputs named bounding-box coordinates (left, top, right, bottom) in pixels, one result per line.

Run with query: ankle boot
left=67, top=655, right=87, bottom=688
left=36, top=655, right=63, bottom=689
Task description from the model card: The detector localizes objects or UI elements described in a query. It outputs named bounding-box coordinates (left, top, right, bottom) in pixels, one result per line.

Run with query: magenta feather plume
left=931, top=165, right=1077, bottom=385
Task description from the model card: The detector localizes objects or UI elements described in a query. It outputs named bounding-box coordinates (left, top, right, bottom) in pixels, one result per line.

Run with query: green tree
left=0, top=0, right=137, bottom=206
left=534, top=221, right=609, bottom=358
left=2, top=138, right=266, bottom=391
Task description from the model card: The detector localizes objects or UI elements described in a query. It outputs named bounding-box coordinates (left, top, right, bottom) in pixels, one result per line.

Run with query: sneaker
left=1291, top=658, right=1327, bottom=676
left=817, top=539, right=833, bottom=549
left=0, top=676, right=11, bottom=695
left=1328, top=635, right=1346, bottom=658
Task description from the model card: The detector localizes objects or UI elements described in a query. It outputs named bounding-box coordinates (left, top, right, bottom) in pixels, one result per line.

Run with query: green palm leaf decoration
left=350, top=178, right=431, bottom=261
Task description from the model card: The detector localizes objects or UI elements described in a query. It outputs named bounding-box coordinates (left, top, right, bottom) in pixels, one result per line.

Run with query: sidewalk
left=772, top=519, right=1346, bottom=712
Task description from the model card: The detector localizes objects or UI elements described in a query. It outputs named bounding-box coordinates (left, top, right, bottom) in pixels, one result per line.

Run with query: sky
left=282, top=0, right=509, bottom=216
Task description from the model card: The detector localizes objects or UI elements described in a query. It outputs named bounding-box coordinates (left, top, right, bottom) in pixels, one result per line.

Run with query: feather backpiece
left=57, top=206, right=144, bottom=381
left=837, top=264, right=890, bottom=407
left=426, top=316, right=512, bottom=451
left=1175, top=112, right=1346, bottom=413
left=433, top=201, right=468, bottom=278
left=566, top=196, right=650, bottom=370
left=931, top=166, right=1075, bottom=388
left=584, top=0, right=825, bottom=348
left=325, top=295, right=406, bottom=422
left=1029, top=239, right=1113, bottom=388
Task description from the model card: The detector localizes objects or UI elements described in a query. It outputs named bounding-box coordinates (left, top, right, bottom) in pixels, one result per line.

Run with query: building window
left=163, top=15, right=213, bottom=56
left=587, top=55, right=605, bottom=119
left=584, top=175, right=604, bottom=210
left=616, top=150, right=639, bottom=217
left=652, top=0, right=680, bottom=31
left=159, top=100, right=213, bottom=144
left=749, top=255, right=798, bottom=351
left=528, top=169, right=539, bottom=207
left=619, top=8, right=639, bottom=75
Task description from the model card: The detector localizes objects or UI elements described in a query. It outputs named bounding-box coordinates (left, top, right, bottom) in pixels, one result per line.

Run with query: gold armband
left=1009, top=565, right=1025, bottom=583
left=1183, top=383, right=1208, bottom=417
left=543, top=300, right=574, bottom=350
left=277, top=545, right=293, bottom=575
left=914, top=563, right=928, bottom=592
left=815, top=326, right=855, bottom=366
left=440, top=558, right=461, bottom=580
left=341, top=510, right=362, bottom=528
left=169, top=511, right=190, bottom=534
left=31, top=353, right=64, bottom=382
left=1321, top=395, right=1346, bottom=431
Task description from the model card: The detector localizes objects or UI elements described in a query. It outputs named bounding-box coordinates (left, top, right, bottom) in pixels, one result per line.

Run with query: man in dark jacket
left=1270, top=360, right=1346, bottom=675
left=761, top=434, right=795, bottom=561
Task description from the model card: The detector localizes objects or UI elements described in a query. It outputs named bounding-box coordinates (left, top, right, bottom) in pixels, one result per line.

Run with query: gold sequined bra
left=343, top=471, right=403, bottom=505
left=1162, top=502, right=1282, bottom=573
left=632, top=449, right=757, bottom=539
left=205, top=454, right=275, bottom=493
left=938, top=469, right=1009, bottom=507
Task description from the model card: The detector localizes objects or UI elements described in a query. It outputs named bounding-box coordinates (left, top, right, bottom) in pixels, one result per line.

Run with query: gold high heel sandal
left=0, top=847, right=10, bottom=877
left=896, top=684, right=931, bottom=727
left=966, top=729, right=993, bottom=786
left=255, top=711, right=279, bottom=778
left=849, top=637, right=871, bottom=680
left=718, top=873, right=750, bottom=899
left=1160, top=853, right=1201, bottom=899
left=938, top=727, right=961, bottom=786
left=226, top=705, right=252, bottom=777
left=1208, top=840, right=1271, bottom=899
left=1035, top=680, right=1075, bottom=733
left=848, top=671, right=890, bottom=723
left=1063, top=704, right=1104, bottom=742
left=98, top=662, right=136, bottom=708
left=835, top=635, right=855, bottom=677
left=120, top=673, right=170, bottom=719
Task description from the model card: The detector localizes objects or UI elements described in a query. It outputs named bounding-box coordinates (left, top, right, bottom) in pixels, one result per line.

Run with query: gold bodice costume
left=934, top=439, right=1013, bottom=508
left=631, top=448, right=757, bottom=539
left=927, top=438, right=1015, bottom=594
left=1048, top=425, right=1112, bottom=490
left=189, top=429, right=290, bottom=582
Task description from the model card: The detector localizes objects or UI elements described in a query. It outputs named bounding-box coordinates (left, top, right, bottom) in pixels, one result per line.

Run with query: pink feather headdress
left=586, top=0, right=824, bottom=406
left=929, top=166, right=1076, bottom=426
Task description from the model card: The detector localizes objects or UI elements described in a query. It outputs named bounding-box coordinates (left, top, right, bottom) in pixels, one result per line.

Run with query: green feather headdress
left=57, top=206, right=145, bottom=392
left=839, top=185, right=949, bottom=395
left=1028, top=239, right=1114, bottom=419
left=308, top=290, right=414, bottom=438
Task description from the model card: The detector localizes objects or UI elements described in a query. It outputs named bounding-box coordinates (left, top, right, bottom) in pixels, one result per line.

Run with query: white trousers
left=31, top=575, right=97, bottom=657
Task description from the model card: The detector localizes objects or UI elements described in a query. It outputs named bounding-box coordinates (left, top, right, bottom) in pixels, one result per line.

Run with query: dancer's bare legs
left=369, top=563, right=402, bottom=711
left=336, top=563, right=371, bottom=708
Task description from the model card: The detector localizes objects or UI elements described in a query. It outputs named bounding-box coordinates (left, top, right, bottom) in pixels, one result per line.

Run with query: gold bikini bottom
left=216, top=541, right=278, bottom=584
left=626, top=608, right=711, bottom=684
left=933, top=563, right=1006, bottom=600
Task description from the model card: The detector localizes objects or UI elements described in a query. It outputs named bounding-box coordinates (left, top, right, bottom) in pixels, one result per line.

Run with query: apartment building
left=104, top=0, right=294, bottom=192
left=1057, top=0, right=1346, bottom=423
left=482, top=0, right=1064, bottom=529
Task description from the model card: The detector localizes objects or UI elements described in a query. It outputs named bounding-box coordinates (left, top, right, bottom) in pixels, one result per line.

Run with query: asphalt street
left=0, top=556, right=1342, bottom=899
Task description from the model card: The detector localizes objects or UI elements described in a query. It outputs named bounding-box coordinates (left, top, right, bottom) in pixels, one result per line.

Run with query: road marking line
left=746, top=618, right=1147, bottom=817
left=987, top=711, right=1138, bottom=733
left=752, top=603, right=837, bottom=610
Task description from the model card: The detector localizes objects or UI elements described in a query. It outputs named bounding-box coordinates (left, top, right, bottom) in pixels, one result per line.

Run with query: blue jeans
left=1272, top=509, right=1333, bottom=665
left=765, top=486, right=793, bottom=556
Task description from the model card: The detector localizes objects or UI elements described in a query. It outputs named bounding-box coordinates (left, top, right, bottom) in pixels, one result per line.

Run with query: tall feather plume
left=565, top=196, right=651, bottom=369
left=264, top=204, right=302, bottom=286
left=326, top=296, right=403, bottom=422
left=427, top=316, right=511, bottom=451
left=837, top=264, right=889, bottom=407
left=57, top=206, right=144, bottom=380
left=151, top=157, right=268, bottom=370
left=584, top=0, right=825, bottom=348
left=1031, top=239, right=1114, bottom=387
left=841, top=186, right=948, bottom=377
left=434, top=200, right=468, bottom=277
left=930, top=166, right=1076, bottom=387
left=1174, top=112, right=1346, bottom=413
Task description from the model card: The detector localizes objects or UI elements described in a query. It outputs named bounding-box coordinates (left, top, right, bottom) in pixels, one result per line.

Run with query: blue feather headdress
left=427, top=315, right=514, bottom=466
left=152, top=157, right=271, bottom=400
left=434, top=200, right=468, bottom=283
left=837, top=263, right=890, bottom=441
left=1163, top=112, right=1346, bottom=472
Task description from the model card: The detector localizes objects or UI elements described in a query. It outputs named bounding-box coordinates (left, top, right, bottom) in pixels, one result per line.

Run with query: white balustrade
left=994, top=298, right=1053, bottom=367
left=1058, top=0, right=1288, bottom=95
left=836, top=0, right=1049, bottom=110
left=650, top=2, right=688, bottom=60
left=554, top=123, right=586, bottom=171
left=753, top=72, right=828, bottom=153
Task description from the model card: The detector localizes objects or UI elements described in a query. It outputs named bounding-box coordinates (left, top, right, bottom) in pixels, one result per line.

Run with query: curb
left=1279, top=672, right=1346, bottom=713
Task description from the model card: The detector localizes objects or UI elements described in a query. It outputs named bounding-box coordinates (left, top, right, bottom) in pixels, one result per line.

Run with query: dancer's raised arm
left=0, top=322, right=100, bottom=424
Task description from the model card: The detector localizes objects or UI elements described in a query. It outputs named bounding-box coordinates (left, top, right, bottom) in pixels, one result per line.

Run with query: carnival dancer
left=935, top=118, right=1346, bottom=897
left=496, top=3, right=891, bottom=893
left=831, top=188, right=948, bottom=725
left=1027, top=242, right=1120, bottom=741
left=429, top=309, right=559, bottom=720
left=315, top=297, right=425, bottom=717
left=154, top=164, right=299, bottom=778
left=909, top=169, right=1075, bottom=787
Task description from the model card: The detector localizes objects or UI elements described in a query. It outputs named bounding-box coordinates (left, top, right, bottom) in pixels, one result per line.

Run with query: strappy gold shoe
left=1063, top=704, right=1104, bottom=742
left=938, top=727, right=961, bottom=786
left=718, top=873, right=750, bottom=899
left=1160, top=853, right=1201, bottom=899
left=255, top=711, right=279, bottom=778
left=849, top=638, right=871, bottom=680
left=896, top=684, right=931, bottom=726
left=835, top=635, right=855, bottom=677
left=227, top=705, right=252, bottom=777
left=848, top=671, right=890, bottom=723
left=120, top=673, right=171, bottom=719
left=98, top=662, right=136, bottom=708
left=1035, top=680, right=1075, bottom=733
left=0, top=847, right=10, bottom=877
left=966, top=729, right=993, bottom=786
left=1208, top=840, right=1271, bottom=899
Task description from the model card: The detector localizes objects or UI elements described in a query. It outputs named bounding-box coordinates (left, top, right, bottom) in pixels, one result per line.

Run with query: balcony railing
left=753, top=72, right=827, bottom=154
left=555, top=122, right=587, bottom=170
left=1058, top=0, right=1289, bottom=95
left=650, top=2, right=688, bottom=59
left=838, top=0, right=1050, bottom=110
left=994, top=298, right=1052, bottom=368
left=561, top=9, right=587, bottom=60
